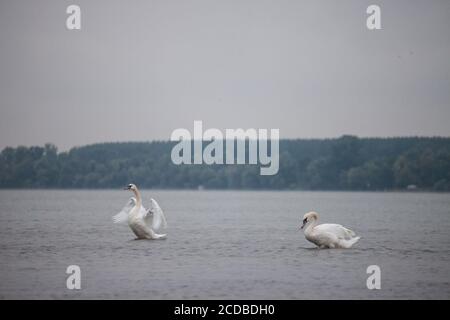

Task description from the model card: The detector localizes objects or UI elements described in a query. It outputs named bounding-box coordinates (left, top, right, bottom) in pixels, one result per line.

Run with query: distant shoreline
left=1, top=137, right=449, bottom=191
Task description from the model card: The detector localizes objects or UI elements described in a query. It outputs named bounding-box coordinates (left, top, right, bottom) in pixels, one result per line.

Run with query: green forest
left=1, top=136, right=449, bottom=191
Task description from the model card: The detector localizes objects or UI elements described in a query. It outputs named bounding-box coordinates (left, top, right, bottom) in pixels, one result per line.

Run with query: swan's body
left=113, top=184, right=167, bottom=240
left=300, top=211, right=360, bottom=249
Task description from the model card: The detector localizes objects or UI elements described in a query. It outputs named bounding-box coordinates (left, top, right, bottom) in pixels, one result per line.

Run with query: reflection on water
left=0, top=190, right=449, bottom=299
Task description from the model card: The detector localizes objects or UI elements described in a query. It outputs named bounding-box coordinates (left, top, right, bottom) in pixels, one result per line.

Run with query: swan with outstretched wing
left=112, top=184, right=167, bottom=240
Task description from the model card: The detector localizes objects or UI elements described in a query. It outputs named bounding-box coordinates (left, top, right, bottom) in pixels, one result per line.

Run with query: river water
left=0, top=190, right=449, bottom=299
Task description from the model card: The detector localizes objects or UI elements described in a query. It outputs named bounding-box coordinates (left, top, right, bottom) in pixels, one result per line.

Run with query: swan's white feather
left=314, top=223, right=356, bottom=240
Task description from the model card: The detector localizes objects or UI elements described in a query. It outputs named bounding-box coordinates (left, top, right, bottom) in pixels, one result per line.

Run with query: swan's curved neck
left=132, top=188, right=142, bottom=208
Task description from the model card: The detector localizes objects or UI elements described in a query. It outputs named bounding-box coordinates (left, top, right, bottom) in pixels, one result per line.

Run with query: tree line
left=1, top=136, right=449, bottom=191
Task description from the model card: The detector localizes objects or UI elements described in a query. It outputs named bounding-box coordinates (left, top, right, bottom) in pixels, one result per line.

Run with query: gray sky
left=1, top=0, right=449, bottom=151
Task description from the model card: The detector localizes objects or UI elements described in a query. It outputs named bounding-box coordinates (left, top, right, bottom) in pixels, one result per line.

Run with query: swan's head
left=301, top=211, right=318, bottom=229
left=124, top=183, right=137, bottom=191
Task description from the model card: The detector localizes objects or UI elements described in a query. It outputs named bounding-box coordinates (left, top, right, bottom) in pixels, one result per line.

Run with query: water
left=0, top=190, right=449, bottom=299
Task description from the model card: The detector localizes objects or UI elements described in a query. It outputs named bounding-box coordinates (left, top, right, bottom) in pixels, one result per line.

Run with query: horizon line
left=2, top=134, right=450, bottom=152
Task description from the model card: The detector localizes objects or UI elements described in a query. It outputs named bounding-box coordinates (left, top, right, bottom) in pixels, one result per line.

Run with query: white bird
left=113, top=183, right=167, bottom=240
left=300, top=211, right=360, bottom=249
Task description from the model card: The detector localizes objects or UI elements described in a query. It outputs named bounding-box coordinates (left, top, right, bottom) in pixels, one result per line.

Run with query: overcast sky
left=0, top=0, right=449, bottom=150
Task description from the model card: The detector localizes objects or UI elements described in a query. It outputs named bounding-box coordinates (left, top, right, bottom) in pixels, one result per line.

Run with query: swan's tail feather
left=148, top=229, right=167, bottom=240
left=340, top=236, right=360, bottom=248
left=343, top=227, right=356, bottom=239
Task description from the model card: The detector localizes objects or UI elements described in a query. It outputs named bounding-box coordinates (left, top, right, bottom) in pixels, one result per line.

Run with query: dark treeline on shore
left=1, top=136, right=450, bottom=191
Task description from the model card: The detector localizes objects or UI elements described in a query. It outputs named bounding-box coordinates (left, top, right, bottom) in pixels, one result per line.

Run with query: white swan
left=300, top=211, right=360, bottom=249
left=113, top=183, right=167, bottom=240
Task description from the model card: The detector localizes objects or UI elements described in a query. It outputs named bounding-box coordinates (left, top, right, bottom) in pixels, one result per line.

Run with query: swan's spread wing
left=112, top=197, right=136, bottom=224
left=315, top=223, right=356, bottom=240
left=144, top=198, right=167, bottom=231
left=151, top=198, right=167, bottom=230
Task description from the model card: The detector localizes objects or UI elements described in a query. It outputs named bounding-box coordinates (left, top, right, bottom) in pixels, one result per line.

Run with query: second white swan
left=300, top=211, right=360, bottom=249
left=113, top=183, right=167, bottom=240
